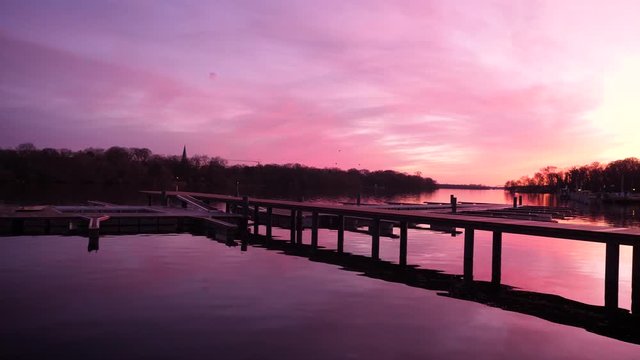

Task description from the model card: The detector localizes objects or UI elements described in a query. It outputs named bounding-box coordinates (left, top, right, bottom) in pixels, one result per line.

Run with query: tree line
left=0, top=144, right=437, bottom=199
left=504, top=158, right=640, bottom=193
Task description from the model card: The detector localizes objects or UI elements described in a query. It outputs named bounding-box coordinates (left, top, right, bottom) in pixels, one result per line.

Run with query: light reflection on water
left=2, top=234, right=640, bottom=359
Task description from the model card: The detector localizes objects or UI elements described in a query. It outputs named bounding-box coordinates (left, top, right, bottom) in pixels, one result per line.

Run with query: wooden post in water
left=266, top=207, right=273, bottom=240
left=253, top=205, right=259, bottom=235
left=371, top=217, right=380, bottom=260
left=605, top=242, right=620, bottom=309
left=632, top=244, right=640, bottom=314
left=518, top=195, right=523, bottom=206
left=241, top=196, right=249, bottom=243
left=464, top=228, right=475, bottom=283
left=513, top=196, right=518, bottom=208
left=451, top=196, right=457, bottom=213
left=296, top=210, right=303, bottom=244
left=311, top=211, right=319, bottom=249
left=399, top=221, right=408, bottom=266
left=289, top=209, right=296, bottom=244
left=337, top=215, right=345, bottom=253
left=492, top=231, right=502, bottom=287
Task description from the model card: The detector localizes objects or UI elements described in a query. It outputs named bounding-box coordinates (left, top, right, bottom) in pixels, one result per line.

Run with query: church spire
left=181, top=145, right=187, bottom=163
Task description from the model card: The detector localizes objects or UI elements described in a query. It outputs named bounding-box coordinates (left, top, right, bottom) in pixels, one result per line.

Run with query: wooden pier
left=3, top=190, right=640, bottom=315
left=142, top=190, right=640, bottom=314
left=0, top=203, right=241, bottom=244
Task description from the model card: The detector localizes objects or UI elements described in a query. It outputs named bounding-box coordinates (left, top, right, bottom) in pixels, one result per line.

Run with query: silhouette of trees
left=505, top=158, right=640, bottom=193
left=0, top=144, right=437, bottom=198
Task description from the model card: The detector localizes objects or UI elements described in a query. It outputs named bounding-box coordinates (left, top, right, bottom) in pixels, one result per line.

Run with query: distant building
left=181, top=145, right=188, bottom=164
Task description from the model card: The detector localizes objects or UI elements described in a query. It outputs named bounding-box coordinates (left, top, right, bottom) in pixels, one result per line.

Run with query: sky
left=1, top=0, right=640, bottom=185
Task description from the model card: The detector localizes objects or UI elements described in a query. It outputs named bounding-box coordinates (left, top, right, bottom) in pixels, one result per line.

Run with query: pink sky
left=2, top=1, right=640, bottom=185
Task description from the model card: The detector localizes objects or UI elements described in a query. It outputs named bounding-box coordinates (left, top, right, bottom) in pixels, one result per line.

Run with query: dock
left=142, top=190, right=640, bottom=314
left=3, top=190, right=640, bottom=316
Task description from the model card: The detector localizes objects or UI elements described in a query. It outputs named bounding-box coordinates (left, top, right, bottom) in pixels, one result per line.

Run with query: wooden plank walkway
left=142, top=190, right=640, bottom=244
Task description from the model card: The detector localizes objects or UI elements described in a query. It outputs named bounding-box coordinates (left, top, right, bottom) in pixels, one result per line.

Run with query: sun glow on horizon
left=588, top=56, right=640, bottom=160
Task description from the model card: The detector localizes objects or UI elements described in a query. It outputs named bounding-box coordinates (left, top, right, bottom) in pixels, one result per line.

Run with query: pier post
left=513, top=196, right=517, bottom=208
left=604, top=242, right=620, bottom=309
left=241, top=196, right=249, bottom=243
left=518, top=195, right=523, bottom=206
left=266, top=207, right=273, bottom=240
left=289, top=209, right=296, bottom=244
left=492, top=231, right=502, bottom=287
left=464, top=228, right=475, bottom=283
left=399, top=221, right=408, bottom=266
left=337, top=215, right=345, bottom=253
left=253, top=205, right=259, bottom=235
left=451, top=196, right=457, bottom=213
left=296, top=210, right=303, bottom=244
left=632, top=244, right=640, bottom=314
left=311, top=211, right=319, bottom=249
left=371, top=217, right=380, bottom=260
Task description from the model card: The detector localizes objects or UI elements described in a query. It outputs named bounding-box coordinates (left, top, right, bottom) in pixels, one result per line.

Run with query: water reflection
left=87, top=234, right=99, bottom=252
left=75, top=231, right=640, bottom=345
left=243, top=236, right=640, bottom=345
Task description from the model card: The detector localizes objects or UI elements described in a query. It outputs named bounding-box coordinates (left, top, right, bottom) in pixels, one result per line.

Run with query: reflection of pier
left=143, top=191, right=640, bottom=315
left=246, top=238, right=640, bottom=345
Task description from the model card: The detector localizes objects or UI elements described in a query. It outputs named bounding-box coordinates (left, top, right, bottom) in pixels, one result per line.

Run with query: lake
left=1, top=189, right=640, bottom=359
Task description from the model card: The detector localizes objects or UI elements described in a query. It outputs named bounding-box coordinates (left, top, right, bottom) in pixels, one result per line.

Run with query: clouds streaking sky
left=1, top=1, right=640, bottom=184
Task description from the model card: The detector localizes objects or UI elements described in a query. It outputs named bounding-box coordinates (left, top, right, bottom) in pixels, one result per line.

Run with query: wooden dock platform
left=142, top=190, right=640, bottom=314
left=3, top=189, right=640, bottom=315
left=0, top=203, right=240, bottom=243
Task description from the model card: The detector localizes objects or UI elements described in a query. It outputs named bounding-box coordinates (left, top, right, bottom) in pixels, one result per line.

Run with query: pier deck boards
left=143, top=191, right=640, bottom=245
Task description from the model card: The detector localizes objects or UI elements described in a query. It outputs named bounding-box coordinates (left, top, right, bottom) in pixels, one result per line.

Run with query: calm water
left=2, top=189, right=640, bottom=359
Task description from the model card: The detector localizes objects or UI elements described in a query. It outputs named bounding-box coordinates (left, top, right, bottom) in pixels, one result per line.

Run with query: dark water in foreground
left=2, top=235, right=639, bottom=360
left=2, top=189, right=640, bottom=359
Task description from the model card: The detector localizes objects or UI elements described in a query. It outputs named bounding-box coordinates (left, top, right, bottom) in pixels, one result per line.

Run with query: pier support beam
left=464, top=228, right=475, bottom=283
left=371, top=217, right=380, bottom=260
left=491, top=231, right=502, bottom=287
left=266, top=207, right=273, bottom=240
left=605, top=242, right=620, bottom=309
left=289, top=209, right=296, bottom=244
left=296, top=210, right=303, bottom=244
left=399, top=221, right=408, bottom=266
left=311, top=212, right=319, bottom=249
left=253, top=205, right=259, bottom=235
left=632, top=244, right=640, bottom=314
left=337, top=215, right=345, bottom=253
left=241, top=196, right=249, bottom=243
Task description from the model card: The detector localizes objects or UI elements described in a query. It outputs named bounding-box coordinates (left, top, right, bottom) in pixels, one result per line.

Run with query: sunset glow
left=2, top=0, right=640, bottom=184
